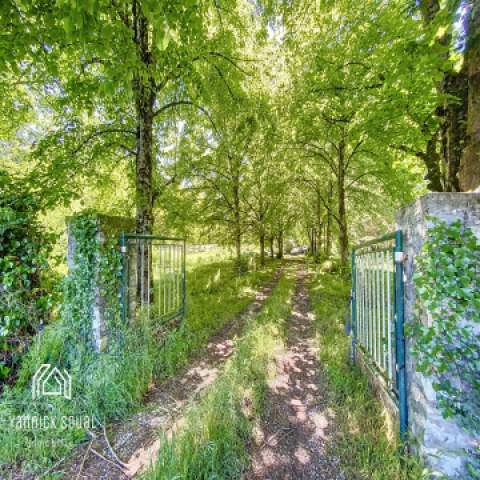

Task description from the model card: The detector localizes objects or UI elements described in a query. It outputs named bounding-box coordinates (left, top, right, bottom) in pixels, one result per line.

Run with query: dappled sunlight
left=306, top=271, right=425, bottom=478
left=295, top=446, right=311, bottom=464
left=140, top=268, right=292, bottom=480
left=182, top=364, right=220, bottom=393
left=248, top=268, right=341, bottom=480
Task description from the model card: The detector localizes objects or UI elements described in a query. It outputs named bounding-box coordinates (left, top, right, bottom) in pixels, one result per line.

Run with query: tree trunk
left=276, top=230, right=283, bottom=259
left=317, top=224, right=323, bottom=255
left=326, top=180, right=333, bottom=256
left=133, top=2, right=155, bottom=234
left=269, top=236, right=274, bottom=259
left=422, top=133, right=443, bottom=191
left=337, top=138, right=349, bottom=266
left=460, top=4, right=480, bottom=191
left=259, top=231, right=265, bottom=266
left=309, top=228, right=314, bottom=256
left=316, top=190, right=322, bottom=256
left=233, top=179, right=242, bottom=266
left=419, top=0, right=471, bottom=192
left=133, top=2, right=155, bottom=304
left=444, top=70, right=468, bottom=191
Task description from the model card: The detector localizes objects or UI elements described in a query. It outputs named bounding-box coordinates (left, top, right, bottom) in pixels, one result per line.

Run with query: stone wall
left=67, top=214, right=135, bottom=352
left=396, top=193, right=480, bottom=477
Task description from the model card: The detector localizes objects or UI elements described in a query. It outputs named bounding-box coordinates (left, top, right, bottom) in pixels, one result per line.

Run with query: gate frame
left=351, top=230, right=408, bottom=441
left=119, top=233, right=186, bottom=325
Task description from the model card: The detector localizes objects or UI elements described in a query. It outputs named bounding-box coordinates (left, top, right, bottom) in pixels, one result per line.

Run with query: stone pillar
left=396, top=193, right=480, bottom=477
left=67, top=214, right=135, bottom=352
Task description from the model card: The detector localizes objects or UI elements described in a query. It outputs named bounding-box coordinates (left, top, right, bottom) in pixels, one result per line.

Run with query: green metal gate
left=120, top=234, right=186, bottom=327
left=351, top=231, right=407, bottom=440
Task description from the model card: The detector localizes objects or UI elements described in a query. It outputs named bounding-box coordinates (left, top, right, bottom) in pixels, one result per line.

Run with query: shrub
left=0, top=170, right=55, bottom=384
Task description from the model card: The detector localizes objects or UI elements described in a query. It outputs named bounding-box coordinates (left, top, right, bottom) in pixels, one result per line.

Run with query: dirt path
left=54, top=268, right=283, bottom=480
left=246, top=266, right=343, bottom=480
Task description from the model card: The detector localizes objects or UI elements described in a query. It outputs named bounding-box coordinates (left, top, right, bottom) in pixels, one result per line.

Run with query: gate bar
left=351, top=249, right=357, bottom=361
left=394, top=230, right=408, bottom=441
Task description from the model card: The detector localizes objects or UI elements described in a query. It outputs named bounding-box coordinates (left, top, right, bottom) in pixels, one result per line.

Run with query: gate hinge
left=394, top=251, right=406, bottom=263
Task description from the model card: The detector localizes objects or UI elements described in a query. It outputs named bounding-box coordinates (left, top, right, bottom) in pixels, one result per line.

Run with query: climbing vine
left=62, top=212, right=122, bottom=359
left=412, top=218, right=480, bottom=434
left=0, top=170, right=55, bottom=382
left=62, top=213, right=97, bottom=355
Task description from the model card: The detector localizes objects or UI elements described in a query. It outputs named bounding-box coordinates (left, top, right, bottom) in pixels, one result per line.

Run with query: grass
left=143, top=268, right=296, bottom=480
left=0, top=256, right=280, bottom=476
left=308, top=268, right=428, bottom=480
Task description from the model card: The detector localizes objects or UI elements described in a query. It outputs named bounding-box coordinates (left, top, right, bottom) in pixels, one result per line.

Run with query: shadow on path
left=56, top=268, right=283, bottom=480
left=246, top=266, right=344, bottom=480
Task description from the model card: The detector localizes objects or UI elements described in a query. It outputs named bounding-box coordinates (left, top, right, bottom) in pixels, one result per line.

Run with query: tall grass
left=308, top=270, right=427, bottom=480
left=0, top=258, right=279, bottom=475
left=143, top=269, right=295, bottom=480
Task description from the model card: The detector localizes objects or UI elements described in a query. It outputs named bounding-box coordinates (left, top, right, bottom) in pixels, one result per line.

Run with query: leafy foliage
left=0, top=214, right=278, bottom=474
left=411, top=218, right=480, bottom=431
left=0, top=170, right=55, bottom=382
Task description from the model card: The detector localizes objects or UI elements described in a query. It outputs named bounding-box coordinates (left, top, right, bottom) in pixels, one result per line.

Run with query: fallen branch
left=90, top=447, right=129, bottom=476
left=75, top=439, right=93, bottom=480
left=103, top=423, right=128, bottom=468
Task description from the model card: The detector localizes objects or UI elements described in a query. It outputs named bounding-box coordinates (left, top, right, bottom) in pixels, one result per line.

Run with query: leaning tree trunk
left=460, top=4, right=480, bottom=191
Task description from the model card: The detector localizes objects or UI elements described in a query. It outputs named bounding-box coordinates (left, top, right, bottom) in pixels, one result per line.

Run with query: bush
left=0, top=170, right=56, bottom=384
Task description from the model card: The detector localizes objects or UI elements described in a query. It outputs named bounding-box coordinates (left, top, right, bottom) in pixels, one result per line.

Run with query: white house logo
left=32, top=364, right=72, bottom=400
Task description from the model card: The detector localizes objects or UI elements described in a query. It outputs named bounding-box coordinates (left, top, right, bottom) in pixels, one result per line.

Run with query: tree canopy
left=0, top=0, right=479, bottom=265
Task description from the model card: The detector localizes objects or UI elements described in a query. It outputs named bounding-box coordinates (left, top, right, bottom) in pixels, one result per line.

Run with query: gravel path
left=50, top=268, right=283, bottom=480
left=246, top=265, right=344, bottom=480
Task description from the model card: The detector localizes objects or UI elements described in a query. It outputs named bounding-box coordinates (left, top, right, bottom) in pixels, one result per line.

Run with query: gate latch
left=394, top=251, right=406, bottom=263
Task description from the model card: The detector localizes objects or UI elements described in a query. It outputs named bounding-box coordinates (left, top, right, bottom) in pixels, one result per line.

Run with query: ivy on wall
left=62, top=211, right=123, bottom=359
left=411, top=218, right=480, bottom=432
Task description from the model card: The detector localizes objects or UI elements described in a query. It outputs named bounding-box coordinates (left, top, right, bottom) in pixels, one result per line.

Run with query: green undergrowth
left=0, top=258, right=279, bottom=477
left=308, top=270, right=427, bottom=480
left=156, top=258, right=280, bottom=381
left=143, top=268, right=295, bottom=480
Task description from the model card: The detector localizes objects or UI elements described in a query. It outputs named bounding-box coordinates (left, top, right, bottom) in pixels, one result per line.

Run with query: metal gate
left=351, top=231, right=407, bottom=440
left=120, top=234, right=186, bottom=327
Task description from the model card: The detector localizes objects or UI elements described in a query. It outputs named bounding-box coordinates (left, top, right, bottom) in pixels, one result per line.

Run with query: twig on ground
left=90, top=447, right=129, bottom=476
left=103, top=423, right=128, bottom=468
left=260, top=427, right=294, bottom=448
left=75, top=439, right=93, bottom=480
left=38, top=455, right=68, bottom=479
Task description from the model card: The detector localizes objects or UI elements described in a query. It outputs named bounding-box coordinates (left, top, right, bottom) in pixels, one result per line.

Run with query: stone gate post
left=396, top=193, right=480, bottom=477
left=67, top=214, right=135, bottom=352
